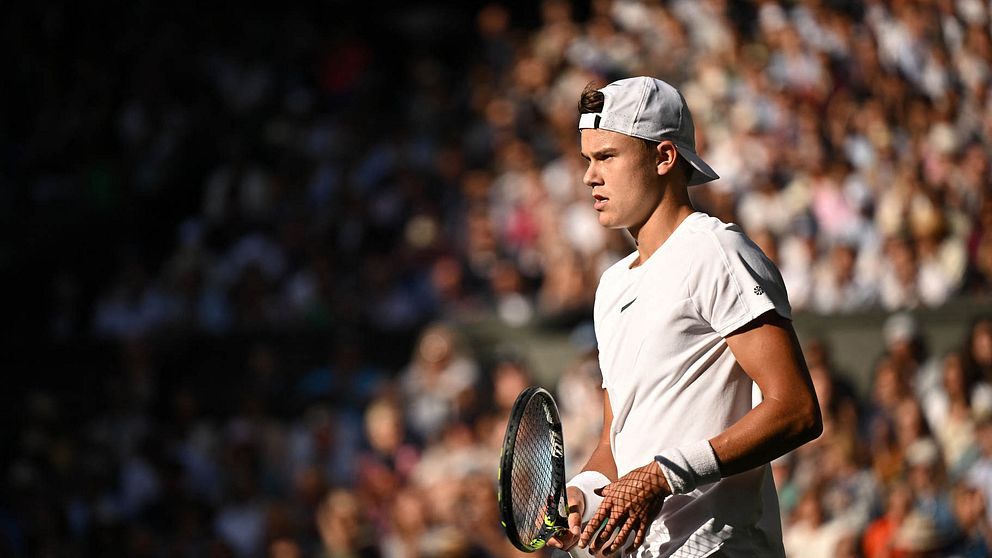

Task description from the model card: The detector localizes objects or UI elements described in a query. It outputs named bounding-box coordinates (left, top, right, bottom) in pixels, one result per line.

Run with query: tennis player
left=547, top=77, right=823, bottom=557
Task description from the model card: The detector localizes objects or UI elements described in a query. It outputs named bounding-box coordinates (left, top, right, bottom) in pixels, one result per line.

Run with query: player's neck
left=628, top=200, right=695, bottom=268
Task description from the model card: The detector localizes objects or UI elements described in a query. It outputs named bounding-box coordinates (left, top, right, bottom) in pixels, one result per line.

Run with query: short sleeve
left=690, top=228, right=792, bottom=337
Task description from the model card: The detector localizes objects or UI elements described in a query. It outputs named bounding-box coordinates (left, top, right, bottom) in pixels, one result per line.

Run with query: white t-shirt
left=594, top=212, right=791, bottom=557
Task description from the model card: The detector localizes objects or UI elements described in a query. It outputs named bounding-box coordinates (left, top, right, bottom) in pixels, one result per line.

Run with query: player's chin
left=596, top=213, right=623, bottom=229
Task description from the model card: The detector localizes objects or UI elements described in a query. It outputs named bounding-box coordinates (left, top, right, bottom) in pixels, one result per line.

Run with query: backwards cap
left=579, top=76, right=719, bottom=186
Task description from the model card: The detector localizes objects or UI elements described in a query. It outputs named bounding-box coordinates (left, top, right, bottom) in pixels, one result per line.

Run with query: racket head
left=497, top=386, right=569, bottom=552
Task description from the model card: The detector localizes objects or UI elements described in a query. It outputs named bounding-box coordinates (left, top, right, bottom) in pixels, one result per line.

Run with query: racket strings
left=509, top=398, right=556, bottom=542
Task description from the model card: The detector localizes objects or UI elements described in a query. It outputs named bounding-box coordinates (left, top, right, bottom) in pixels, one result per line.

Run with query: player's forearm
left=708, top=311, right=823, bottom=478
left=708, top=390, right=822, bottom=477
left=581, top=439, right=618, bottom=482
left=580, top=388, right=618, bottom=481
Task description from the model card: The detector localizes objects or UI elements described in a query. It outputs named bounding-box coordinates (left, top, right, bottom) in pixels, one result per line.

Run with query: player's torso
left=592, top=226, right=784, bottom=557
left=595, top=243, right=752, bottom=466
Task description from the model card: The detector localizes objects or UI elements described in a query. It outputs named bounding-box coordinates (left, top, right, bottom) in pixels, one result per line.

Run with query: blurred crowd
left=777, top=312, right=992, bottom=557
left=6, top=320, right=592, bottom=558
left=6, top=0, right=992, bottom=557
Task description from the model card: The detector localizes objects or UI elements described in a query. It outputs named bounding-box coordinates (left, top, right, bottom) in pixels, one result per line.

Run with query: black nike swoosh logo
left=620, top=298, right=637, bottom=313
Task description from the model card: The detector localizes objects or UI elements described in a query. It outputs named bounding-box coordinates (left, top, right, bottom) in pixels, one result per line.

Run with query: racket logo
left=549, top=430, right=564, bottom=459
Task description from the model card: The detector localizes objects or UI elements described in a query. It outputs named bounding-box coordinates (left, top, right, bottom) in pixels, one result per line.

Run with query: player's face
left=580, top=129, right=664, bottom=232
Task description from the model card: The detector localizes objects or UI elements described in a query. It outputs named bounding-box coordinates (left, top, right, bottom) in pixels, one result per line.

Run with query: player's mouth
left=593, top=193, right=608, bottom=210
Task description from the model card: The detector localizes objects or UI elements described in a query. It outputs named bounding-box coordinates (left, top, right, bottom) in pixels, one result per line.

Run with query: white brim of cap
left=674, top=142, right=719, bottom=186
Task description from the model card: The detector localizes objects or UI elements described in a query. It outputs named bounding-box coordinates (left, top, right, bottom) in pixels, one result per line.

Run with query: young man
left=548, top=77, right=823, bottom=557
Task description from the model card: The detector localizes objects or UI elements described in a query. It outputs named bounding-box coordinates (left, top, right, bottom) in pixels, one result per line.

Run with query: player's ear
left=655, top=141, right=679, bottom=177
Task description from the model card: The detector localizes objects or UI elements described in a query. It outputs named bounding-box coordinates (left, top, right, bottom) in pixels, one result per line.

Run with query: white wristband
left=565, top=470, right=610, bottom=524
left=655, top=440, right=722, bottom=495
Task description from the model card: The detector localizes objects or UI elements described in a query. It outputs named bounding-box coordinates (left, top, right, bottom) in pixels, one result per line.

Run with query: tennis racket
left=497, top=386, right=570, bottom=552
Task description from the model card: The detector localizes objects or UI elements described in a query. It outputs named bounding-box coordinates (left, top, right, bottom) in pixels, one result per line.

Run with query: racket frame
left=497, top=386, right=569, bottom=552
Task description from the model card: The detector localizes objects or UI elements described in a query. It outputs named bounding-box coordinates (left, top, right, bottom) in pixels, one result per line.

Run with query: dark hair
left=963, top=314, right=992, bottom=382
left=578, top=82, right=605, bottom=114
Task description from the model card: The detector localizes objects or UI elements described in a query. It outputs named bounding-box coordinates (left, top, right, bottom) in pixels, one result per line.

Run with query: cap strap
left=578, top=112, right=601, bottom=130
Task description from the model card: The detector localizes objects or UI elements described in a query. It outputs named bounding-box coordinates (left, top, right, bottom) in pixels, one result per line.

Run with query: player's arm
left=547, top=389, right=616, bottom=551
left=709, top=309, right=823, bottom=475
left=580, top=310, right=823, bottom=554
left=577, top=389, right=618, bottom=481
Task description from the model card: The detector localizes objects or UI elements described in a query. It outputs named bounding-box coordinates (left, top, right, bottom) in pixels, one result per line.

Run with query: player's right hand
left=547, top=486, right=584, bottom=551
left=580, top=461, right=669, bottom=555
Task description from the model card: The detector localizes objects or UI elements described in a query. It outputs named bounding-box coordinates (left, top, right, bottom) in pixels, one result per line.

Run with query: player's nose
left=583, top=163, right=602, bottom=188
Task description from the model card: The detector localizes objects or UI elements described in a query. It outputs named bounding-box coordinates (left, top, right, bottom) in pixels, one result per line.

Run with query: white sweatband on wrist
left=655, top=440, right=722, bottom=495
left=565, top=470, right=610, bottom=524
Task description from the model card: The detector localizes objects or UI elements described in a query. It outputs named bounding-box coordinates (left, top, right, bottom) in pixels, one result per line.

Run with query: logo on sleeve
left=620, top=298, right=637, bottom=313
left=753, top=286, right=765, bottom=295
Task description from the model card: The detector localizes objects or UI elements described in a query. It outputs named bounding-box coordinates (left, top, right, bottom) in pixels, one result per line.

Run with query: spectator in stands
left=783, top=484, right=855, bottom=558
left=889, top=511, right=955, bottom=558
left=949, top=481, right=992, bottom=558
left=361, top=397, right=419, bottom=485
left=967, top=417, right=992, bottom=524
left=904, top=437, right=957, bottom=537
left=812, top=239, right=878, bottom=314
left=921, top=350, right=992, bottom=475
left=862, top=481, right=914, bottom=558
left=882, top=311, right=942, bottom=401
left=315, top=489, right=380, bottom=558
left=963, top=316, right=992, bottom=383
left=398, top=322, right=480, bottom=444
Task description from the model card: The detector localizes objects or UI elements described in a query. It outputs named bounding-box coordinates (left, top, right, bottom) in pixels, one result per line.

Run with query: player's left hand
left=547, top=486, right=584, bottom=551
left=579, top=461, right=670, bottom=554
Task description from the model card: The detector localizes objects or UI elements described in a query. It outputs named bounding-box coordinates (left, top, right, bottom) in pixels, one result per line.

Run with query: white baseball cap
left=578, top=76, right=719, bottom=186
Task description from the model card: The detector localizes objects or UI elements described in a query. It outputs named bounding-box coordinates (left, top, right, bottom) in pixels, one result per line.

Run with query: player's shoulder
left=679, top=212, right=755, bottom=256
